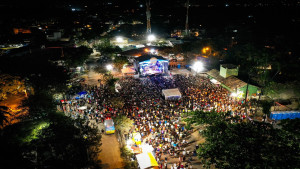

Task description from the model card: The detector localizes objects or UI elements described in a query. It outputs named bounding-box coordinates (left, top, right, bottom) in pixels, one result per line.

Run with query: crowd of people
left=59, top=74, right=256, bottom=169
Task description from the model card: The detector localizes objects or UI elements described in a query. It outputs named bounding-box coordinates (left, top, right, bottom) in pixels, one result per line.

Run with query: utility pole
left=185, top=0, right=190, bottom=37
left=146, top=0, right=151, bottom=34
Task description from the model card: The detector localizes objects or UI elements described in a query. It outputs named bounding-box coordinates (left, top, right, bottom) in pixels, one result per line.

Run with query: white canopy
left=136, top=152, right=158, bottom=169
left=162, top=88, right=181, bottom=100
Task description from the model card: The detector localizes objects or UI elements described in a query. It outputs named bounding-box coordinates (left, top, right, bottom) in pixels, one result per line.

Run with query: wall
left=239, top=84, right=259, bottom=97
left=220, top=65, right=239, bottom=78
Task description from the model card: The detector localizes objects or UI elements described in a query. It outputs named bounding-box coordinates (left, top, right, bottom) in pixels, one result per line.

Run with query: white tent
left=162, top=88, right=181, bottom=100
left=136, top=152, right=159, bottom=169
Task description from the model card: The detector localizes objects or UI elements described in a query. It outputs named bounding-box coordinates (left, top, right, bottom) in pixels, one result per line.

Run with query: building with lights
left=206, top=65, right=260, bottom=98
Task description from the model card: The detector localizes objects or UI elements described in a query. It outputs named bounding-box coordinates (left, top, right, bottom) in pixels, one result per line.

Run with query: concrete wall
left=220, top=65, right=239, bottom=78
left=239, top=84, right=260, bottom=97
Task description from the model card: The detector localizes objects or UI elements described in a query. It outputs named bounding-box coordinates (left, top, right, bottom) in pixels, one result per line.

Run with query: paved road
left=97, top=134, right=124, bottom=169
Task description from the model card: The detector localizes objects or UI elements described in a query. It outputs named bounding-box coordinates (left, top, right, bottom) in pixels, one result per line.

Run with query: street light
left=106, top=64, right=113, bottom=71
left=147, top=34, right=156, bottom=42
left=116, top=36, right=124, bottom=43
left=202, top=47, right=211, bottom=57
left=192, top=61, right=204, bottom=73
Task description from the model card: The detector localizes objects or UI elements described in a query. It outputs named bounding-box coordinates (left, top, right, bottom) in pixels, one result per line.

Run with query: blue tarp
left=270, top=111, right=300, bottom=120
left=78, top=91, right=87, bottom=95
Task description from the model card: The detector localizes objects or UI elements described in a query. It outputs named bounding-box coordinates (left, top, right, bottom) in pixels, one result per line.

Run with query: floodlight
left=147, top=34, right=156, bottom=42
left=192, top=61, right=204, bottom=73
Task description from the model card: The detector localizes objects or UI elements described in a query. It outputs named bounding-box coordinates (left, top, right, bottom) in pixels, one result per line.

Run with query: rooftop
left=135, top=54, right=168, bottom=62
left=207, top=69, right=247, bottom=91
left=221, top=64, right=238, bottom=69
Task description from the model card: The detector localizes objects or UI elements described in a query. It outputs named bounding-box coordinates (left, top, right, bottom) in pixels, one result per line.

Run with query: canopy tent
left=162, top=88, right=181, bottom=100
left=136, top=152, right=159, bottom=169
left=121, top=67, right=136, bottom=74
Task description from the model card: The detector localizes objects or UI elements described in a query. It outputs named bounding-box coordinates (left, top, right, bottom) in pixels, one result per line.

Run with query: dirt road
left=98, top=134, right=124, bottom=169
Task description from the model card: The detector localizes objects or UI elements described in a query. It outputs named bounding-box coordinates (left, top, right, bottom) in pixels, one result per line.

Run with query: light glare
left=192, top=61, right=204, bottom=73
left=116, top=37, right=124, bottom=43
left=106, top=64, right=113, bottom=71
left=147, top=34, right=156, bottom=42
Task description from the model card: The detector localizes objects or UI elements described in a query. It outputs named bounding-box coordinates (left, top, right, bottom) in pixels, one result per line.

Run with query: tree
left=21, top=91, right=56, bottom=119
left=0, top=74, right=26, bottom=101
left=93, top=65, right=108, bottom=74
left=106, top=76, right=119, bottom=92
left=259, top=100, right=272, bottom=121
left=110, top=97, right=125, bottom=109
left=63, top=46, right=92, bottom=68
left=93, top=38, right=121, bottom=57
left=0, top=106, right=10, bottom=128
left=113, top=55, right=128, bottom=72
left=114, top=115, right=134, bottom=135
left=264, top=81, right=300, bottom=100
left=184, top=110, right=300, bottom=169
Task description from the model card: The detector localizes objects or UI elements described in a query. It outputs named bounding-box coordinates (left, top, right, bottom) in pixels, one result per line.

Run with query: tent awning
left=136, top=152, right=158, bottom=169
left=121, top=67, right=136, bottom=74
left=77, top=91, right=87, bottom=95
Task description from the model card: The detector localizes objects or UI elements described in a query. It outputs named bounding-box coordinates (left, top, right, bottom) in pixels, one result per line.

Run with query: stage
left=134, top=54, right=169, bottom=76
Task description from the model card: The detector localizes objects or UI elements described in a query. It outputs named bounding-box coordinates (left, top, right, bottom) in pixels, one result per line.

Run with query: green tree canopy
left=0, top=74, right=26, bottom=101
left=63, top=46, right=92, bottom=68
left=114, top=115, right=134, bottom=135
left=184, top=110, right=300, bottom=169
left=113, top=55, right=128, bottom=72
left=93, top=38, right=122, bottom=56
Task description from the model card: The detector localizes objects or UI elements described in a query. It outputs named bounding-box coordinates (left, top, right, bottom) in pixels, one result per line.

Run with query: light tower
left=146, top=0, right=151, bottom=34
left=185, top=0, right=190, bottom=37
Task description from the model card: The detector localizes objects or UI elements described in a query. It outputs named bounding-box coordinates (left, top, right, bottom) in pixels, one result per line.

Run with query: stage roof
left=135, top=54, right=168, bottom=62
left=162, top=88, right=182, bottom=98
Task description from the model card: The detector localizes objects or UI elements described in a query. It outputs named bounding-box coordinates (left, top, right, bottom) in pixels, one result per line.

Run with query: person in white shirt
left=183, top=148, right=186, bottom=156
